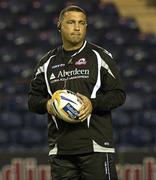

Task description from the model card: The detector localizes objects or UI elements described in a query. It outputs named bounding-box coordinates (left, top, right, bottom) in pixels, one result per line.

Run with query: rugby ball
left=51, top=90, right=83, bottom=123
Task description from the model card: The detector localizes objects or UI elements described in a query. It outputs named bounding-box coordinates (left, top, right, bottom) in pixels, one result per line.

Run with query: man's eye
left=80, top=21, right=86, bottom=25
left=67, top=21, right=74, bottom=24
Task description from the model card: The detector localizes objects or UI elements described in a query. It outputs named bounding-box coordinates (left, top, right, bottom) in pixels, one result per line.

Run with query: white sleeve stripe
left=101, top=59, right=115, bottom=78
left=91, top=50, right=102, bottom=99
left=51, top=115, right=59, bottom=129
left=35, top=55, right=56, bottom=77
left=35, top=66, right=44, bottom=77
left=44, top=55, right=56, bottom=96
left=93, top=49, right=115, bottom=78
left=87, top=49, right=115, bottom=128
left=49, top=144, right=58, bottom=155
left=103, top=49, right=113, bottom=59
left=87, top=50, right=102, bottom=128
left=44, top=55, right=59, bottom=129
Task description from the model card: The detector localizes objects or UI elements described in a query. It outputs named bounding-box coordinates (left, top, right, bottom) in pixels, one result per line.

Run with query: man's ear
left=57, top=21, right=61, bottom=32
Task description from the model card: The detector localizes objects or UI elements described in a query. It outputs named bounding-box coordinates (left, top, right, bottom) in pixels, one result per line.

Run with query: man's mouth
left=72, top=33, right=80, bottom=35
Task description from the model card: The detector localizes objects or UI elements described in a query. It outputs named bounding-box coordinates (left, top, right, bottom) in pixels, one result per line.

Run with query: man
left=28, top=5, right=126, bottom=180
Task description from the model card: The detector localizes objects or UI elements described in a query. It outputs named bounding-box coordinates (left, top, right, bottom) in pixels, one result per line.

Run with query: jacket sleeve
left=28, top=52, right=51, bottom=114
left=90, top=51, right=126, bottom=113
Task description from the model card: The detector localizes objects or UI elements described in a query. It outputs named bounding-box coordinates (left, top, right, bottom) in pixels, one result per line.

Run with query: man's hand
left=77, top=93, right=93, bottom=122
left=46, top=99, right=57, bottom=116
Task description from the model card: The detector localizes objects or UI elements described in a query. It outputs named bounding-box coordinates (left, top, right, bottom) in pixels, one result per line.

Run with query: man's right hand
left=46, top=99, right=56, bottom=116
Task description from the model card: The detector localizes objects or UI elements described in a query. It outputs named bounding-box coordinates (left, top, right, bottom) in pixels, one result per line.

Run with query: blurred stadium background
left=0, top=0, right=156, bottom=179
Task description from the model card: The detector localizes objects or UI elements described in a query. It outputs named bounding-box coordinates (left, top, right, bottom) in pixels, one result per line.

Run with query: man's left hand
left=77, top=93, right=93, bottom=122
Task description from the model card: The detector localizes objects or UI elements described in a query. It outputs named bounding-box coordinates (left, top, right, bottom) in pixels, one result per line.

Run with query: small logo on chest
left=75, top=58, right=87, bottom=65
left=52, top=64, right=65, bottom=69
left=50, top=73, right=56, bottom=80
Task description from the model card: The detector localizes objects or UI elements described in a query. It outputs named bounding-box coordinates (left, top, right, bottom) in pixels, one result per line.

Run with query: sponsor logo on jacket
left=50, top=68, right=89, bottom=83
left=58, top=68, right=89, bottom=77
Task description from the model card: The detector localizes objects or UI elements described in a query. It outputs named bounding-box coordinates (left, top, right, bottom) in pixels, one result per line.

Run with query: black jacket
left=28, top=41, right=126, bottom=155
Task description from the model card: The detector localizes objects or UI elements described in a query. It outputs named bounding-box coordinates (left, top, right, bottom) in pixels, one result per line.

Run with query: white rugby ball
left=51, top=90, right=83, bottom=123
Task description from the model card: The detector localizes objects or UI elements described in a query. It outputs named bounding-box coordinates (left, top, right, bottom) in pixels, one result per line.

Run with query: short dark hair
left=58, top=5, right=87, bottom=21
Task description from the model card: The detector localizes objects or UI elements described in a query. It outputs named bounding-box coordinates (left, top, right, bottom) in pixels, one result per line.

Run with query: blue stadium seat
left=0, top=44, right=21, bottom=62
left=112, top=110, right=131, bottom=127
left=0, top=129, right=9, bottom=145
left=113, top=129, right=120, bottom=145
left=12, top=128, right=43, bottom=147
left=120, top=127, right=153, bottom=147
left=24, top=112, right=47, bottom=129
left=97, top=2, right=119, bottom=17
left=5, top=95, right=28, bottom=111
left=0, top=129, right=12, bottom=150
left=131, top=79, right=153, bottom=94
left=137, top=111, right=156, bottom=127
left=123, top=93, right=144, bottom=110
left=8, top=1, right=31, bottom=13
left=0, top=112, right=22, bottom=129
left=144, top=96, right=156, bottom=109
left=118, top=17, right=140, bottom=33
left=0, top=13, right=15, bottom=30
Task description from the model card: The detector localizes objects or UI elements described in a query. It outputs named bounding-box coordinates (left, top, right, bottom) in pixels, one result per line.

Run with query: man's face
left=59, top=11, right=87, bottom=48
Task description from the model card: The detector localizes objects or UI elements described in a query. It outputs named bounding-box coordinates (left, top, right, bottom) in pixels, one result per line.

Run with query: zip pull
left=63, top=78, right=68, bottom=89
left=67, top=58, right=73, bottom=65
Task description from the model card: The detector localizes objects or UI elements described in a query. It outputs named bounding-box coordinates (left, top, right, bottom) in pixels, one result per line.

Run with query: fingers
left=47, top=99, right=56, bottom=116
left=79, top=105, right=90, bottom=122
left=77, top=93, right=93, bottom=122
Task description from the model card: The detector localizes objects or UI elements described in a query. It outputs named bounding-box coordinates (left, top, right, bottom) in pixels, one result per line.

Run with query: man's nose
left=74, top=23, right=80, bottom=30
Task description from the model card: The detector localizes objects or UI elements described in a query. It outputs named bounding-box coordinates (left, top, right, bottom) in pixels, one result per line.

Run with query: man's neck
left=63, top=41, right=84, bottom=51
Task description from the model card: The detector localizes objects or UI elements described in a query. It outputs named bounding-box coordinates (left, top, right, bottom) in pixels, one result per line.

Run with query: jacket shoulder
left=37, top=48, right=58, bottom=66
left=87, top=42, right=113, bottom=59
